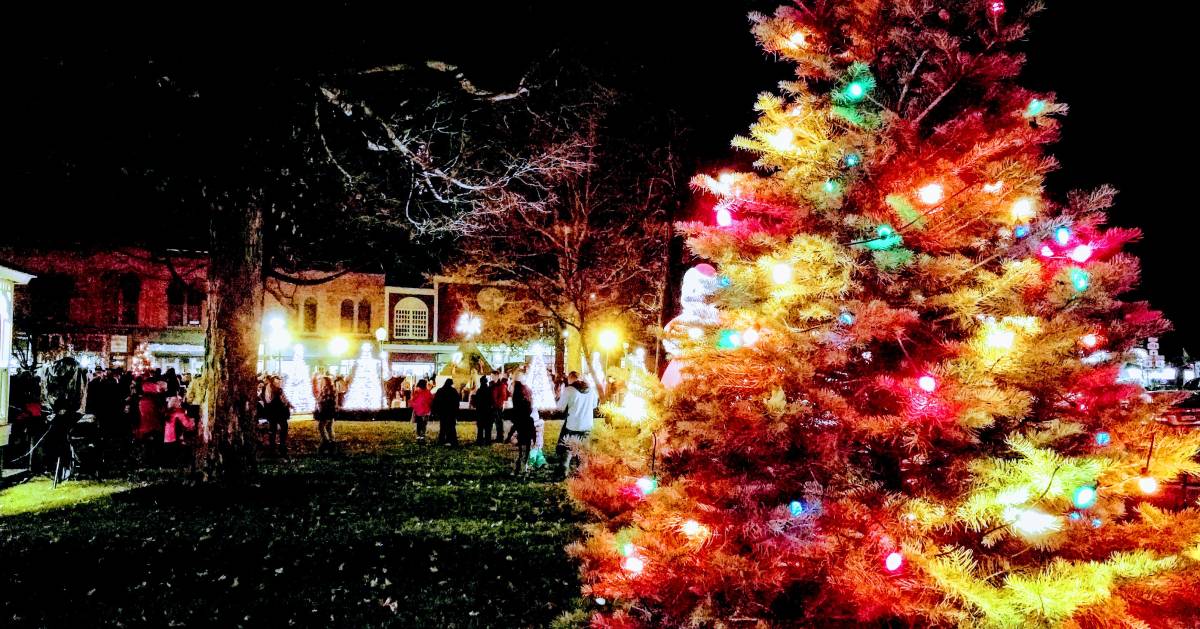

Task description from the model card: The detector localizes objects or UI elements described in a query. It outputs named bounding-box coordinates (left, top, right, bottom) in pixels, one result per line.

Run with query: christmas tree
left=342, top=342, right=383, bottom=410
left=527, top=346, right=558, bottom=411
left=569, top=2, right=1200, bottom=626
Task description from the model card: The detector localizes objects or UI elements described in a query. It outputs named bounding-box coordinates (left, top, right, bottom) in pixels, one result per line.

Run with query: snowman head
left=679, top=264, right=720, bottom=321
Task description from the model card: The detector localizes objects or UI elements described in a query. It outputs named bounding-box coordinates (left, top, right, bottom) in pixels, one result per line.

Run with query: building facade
left=383, top=277, right=555, bottom=382
left=1, top=262, right=35, bottom=454
left=1, top=247, right=385, bottom=376
left=2, top=248, right=210, bottom=373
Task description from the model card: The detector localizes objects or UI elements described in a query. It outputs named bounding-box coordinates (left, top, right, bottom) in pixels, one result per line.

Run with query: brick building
left=1, top=247, right=384, bottom=375
left=383, top=277, right=556, bottom=382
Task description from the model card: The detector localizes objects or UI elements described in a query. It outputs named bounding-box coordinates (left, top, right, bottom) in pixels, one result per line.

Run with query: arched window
left=118, top=274, right=140, bottom=325
left=356, top=299, right=371, bottom=334
left=340, top=299, right=355, bottom=332
left=303, top=298, right=318, bottom=333
left=392, top=297, right=429, bottom=340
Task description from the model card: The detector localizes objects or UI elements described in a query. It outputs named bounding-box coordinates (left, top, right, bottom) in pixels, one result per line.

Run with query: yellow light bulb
left=785, top=31, right=807, bottom=48
left=1011, top=197, right=1037, bottom=222
left=1138, top=475, right=1158, bottom=495
left=767, top=127, right=795, bottom=151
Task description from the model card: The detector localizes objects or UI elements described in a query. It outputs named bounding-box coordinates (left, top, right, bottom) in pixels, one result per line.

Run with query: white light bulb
left=985, top=329, right=1015, bottom=350
left=771, top=262, right=793, bottom=285
left=917, top=183, right=944, bottom=205
left=1011, top=197, right=1037, bottom=222
left=1010, top=508, right=1061, bottom=536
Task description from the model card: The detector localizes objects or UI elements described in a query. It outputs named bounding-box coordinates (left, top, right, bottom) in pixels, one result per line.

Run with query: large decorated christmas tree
left=568, top=2, right=1200, bottom=626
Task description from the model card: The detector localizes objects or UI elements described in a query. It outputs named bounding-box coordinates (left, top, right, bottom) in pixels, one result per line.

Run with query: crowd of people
left=416, top=369, right=598, bottom=478
left=6, top=358, right=601, bottom=481
left=5, top=364, right=203, bottom=470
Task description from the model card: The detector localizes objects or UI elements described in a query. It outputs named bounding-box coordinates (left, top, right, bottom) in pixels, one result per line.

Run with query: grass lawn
left=0, top=420, right=585, bottom=628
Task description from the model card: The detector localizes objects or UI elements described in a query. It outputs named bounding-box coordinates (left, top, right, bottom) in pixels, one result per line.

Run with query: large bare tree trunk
left=196, top=204, right=263, bottom=480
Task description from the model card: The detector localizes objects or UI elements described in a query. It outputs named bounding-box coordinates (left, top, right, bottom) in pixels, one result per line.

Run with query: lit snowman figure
left=661, top=263, right=721, bottom=389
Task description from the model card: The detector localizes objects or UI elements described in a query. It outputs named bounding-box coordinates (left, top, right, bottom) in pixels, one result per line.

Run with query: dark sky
left=9, top=1, right=1196, bottom=354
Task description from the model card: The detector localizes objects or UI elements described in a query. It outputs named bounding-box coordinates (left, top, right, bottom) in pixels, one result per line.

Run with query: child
left=314, top=374, right=338, bottom=454
left=508, top=379, right=535, bottom=476
left=410, top=379, right=434, bottom=444
left=163, top=392, right=195, bottom=465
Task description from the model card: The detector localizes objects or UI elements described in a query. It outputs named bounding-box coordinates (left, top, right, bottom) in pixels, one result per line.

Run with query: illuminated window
left=392, top=297, right=429, bottom=340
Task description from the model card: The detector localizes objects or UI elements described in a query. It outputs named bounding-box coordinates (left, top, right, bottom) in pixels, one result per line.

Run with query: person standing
left=433, top=379, right=461, bottom=446
left=401, top=375, right=414, bottom=405
left=334, top=374, right=348, bottom=408
left=410, top=378, right=434, bottom=444
left=508, top=378, right=536, bottom=476
left=491, top=372, right=510, bottom=443
left=472, top=375, right=494, bottom=445
left=555, top=371, right=598, bottom=478
left=261, top=375, right=294, bottom=457
left=314, top=374, right=338, bottom=454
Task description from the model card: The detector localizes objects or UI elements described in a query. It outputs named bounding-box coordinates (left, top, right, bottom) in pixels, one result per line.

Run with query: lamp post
left=456, top=312, right=482, bottom=339
left=375, top=327, right=388, bottom=404
left=597, top=327, right=621, bottom=392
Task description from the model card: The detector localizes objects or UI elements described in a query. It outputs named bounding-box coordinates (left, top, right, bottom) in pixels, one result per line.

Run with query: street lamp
left=597, top=327, right=621, bottom=385
left=329, top=335, right=350, bottom=357
left=375, top=326, right=389, bottom=388
left=266, top=317, right=291, bottom=375
left=456, top=312, right=482, bottom=339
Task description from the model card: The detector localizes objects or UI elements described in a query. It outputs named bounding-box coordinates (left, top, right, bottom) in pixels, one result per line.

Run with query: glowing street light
left=598, top=328, right=621, bottom=353
left=329, top=336, right=350, bottom=357
left=374, top=326, right=387, bottom=342
left=456, top=312, right=483, bottom=339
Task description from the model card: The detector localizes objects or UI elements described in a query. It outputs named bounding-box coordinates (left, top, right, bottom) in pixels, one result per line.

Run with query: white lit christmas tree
left=527, top=344, right=557, bottom=410
left=343, top=342, right=383, bottom=410
left=282, top=344, right=315, bottom=414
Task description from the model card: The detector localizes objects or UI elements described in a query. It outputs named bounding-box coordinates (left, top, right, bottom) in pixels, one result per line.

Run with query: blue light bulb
left=788, top=500, right=805, bottom=517
left=1055, top=227, right=1071, bottom=245
left=1095, top=431, right=1111, bottom=446
left=1072, top=485, right=1097, bottom=509
left=839, top=311, right=856, bottom=325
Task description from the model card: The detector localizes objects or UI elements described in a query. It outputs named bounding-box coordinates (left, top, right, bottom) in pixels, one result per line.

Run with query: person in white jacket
left=555, top=371, right=598, bottom=478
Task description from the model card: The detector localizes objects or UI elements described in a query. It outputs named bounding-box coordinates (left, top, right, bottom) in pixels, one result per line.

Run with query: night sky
left=9, top=1, right=1197, bottom=353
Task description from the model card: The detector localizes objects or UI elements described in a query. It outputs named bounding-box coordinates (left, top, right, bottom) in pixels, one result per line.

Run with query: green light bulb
left=845, top=82, right=866, bottom=101
left=1026, top=98, right=1046, bottom=117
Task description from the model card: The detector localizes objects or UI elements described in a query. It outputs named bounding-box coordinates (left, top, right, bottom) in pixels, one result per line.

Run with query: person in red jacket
left=490, top=372, right=510, bottom=443
left=409, top=379, right=434, bottom=445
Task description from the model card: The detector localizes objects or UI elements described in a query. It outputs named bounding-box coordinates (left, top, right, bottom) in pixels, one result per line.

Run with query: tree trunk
left=553, top=324, right=566, bottom=377
left=196, top=204, right=263, bottom=480
left=656, top=223, right=686, bottom=378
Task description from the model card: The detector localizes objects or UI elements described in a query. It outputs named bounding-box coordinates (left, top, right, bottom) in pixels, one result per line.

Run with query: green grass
left=0, top=420, right=584, bottom=628
left=0, top=478, right=135, bottom=517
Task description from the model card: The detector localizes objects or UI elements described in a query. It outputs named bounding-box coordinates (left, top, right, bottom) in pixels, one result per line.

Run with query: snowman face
left=663, top=265, right=722, bottom=357
left=678, top=267, right=720, bottom=321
